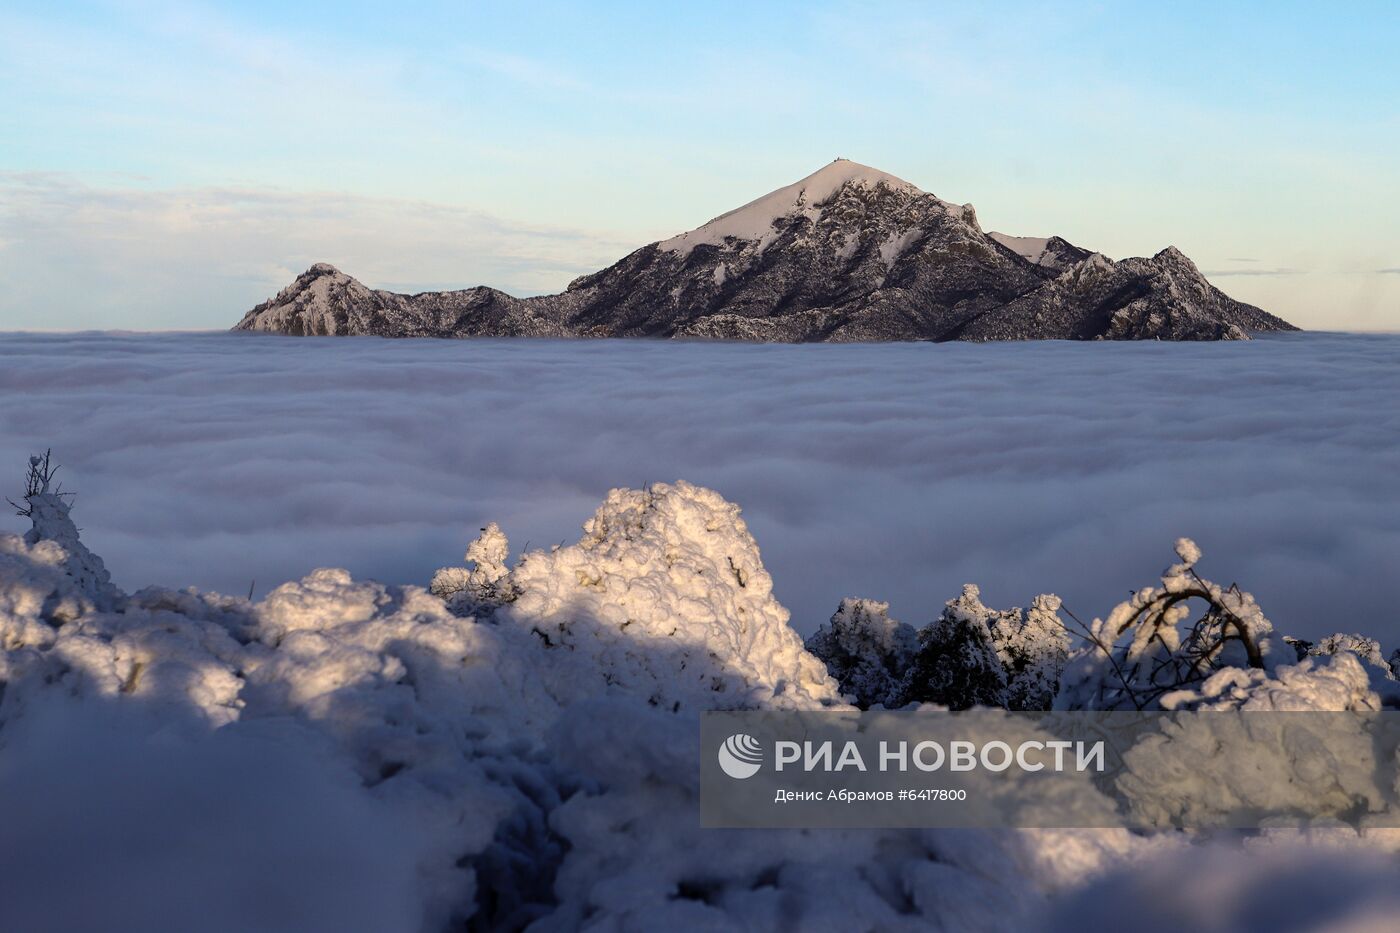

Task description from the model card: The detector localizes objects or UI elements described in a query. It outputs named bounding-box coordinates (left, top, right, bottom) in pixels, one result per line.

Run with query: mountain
left=234, top=160, right=1298, bottom=341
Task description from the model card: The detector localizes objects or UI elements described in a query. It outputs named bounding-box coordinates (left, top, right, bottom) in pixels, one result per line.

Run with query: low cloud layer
left=0, top=332, right=1396, bottom=644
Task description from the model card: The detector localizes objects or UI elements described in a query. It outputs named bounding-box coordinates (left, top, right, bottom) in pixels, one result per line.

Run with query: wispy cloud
left=0, top=174, right=641, bottom=329
left=1202, top=268, right=1303, bottom=277
left=458, top=46, right=591, bottom=94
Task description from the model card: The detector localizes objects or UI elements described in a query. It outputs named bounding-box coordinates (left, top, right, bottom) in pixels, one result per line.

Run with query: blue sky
left=2, top=0, right=1398, bottom=330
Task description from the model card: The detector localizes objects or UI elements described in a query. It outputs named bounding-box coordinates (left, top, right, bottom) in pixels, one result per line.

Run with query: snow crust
left=0, top=476, right=1140, bottom=931
left=1046, top=843, right=1400, bottom=933
left=659, top=159, right=929, bottom=256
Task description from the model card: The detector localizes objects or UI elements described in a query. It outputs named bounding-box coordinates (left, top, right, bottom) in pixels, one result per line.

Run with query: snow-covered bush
left=808, top=586, right=1068, bottom=711
left=7, top=450, right=121, bottom=613
left=0, top=465, right=1152, bottom=932
left=430, top=522, right=515, bottom=615
left=1056, top=539, right=1278, bottom=711
left=1152, top=652, right=1382, bottom=712
left=996, top=595, right=1071, bottom=711
left=1054, top=538, right=1400, bottom=715
left=1044, top=540, right=1398, bottom=829
left=1290, top=632, right=1400, bottom=699
left=1111, top=672, right=1388, bottom=830
left=804, top=598, right=916, bottom=708
left=899, top=587, right=1010, bottom=711
left=1284, top=632, right=1390, bottom=668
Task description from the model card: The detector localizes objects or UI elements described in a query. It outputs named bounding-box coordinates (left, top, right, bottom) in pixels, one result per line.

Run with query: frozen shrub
left=430, top=522, right=515, bottom=615
left=8, top=450, right=120, bottom=612
left=898, top=587, right=1009, bottom=710
left=1056, top=539, right=1276, bottom=711
left=804, top=598, right=916, bottom=708
left=1307, top=633, right=1391, bottom=672
left=1290, top=634, right=1400, bottom=708
left=991, top=593, right=1069, bottom=711
left=1154, top=652, right=1382, bottom=712
left=887, top=585, right=1069, bottom=711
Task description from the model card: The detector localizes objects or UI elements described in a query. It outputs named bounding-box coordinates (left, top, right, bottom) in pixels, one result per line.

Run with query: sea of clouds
left=0, top=330, right=1395, bottom=644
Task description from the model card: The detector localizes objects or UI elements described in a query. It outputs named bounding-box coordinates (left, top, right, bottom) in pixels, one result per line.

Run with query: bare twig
left=1056, top=603, right=1144, bottom=711
left=8, top=449, right=67, bottom=517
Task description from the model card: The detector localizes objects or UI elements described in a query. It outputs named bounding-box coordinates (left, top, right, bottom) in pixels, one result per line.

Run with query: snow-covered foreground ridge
left=4, top=459, right=1400, bottom=932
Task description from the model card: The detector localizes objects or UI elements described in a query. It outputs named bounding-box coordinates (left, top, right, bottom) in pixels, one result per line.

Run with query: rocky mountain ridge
left=234, top=160, right=1297, bottom=341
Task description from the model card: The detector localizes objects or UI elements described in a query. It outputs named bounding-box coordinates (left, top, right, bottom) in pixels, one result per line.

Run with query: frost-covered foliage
left=8, top=450, right=121, bottom=613
left=1113, top=674, right=1388, bottom=830
left=818, top=585, right=1071, bottom=711
left=1154, top=652, right=1381, bottom=712
left=7, top=462, right=1400, bottom=931
left=997, top=595, right=1071, bottom=711
left=502, top=482, right=842, bottom=711
left=936, top=586, right=1068, bottom=710
left=803, top=598, right=916, bottom=708
left=430, top=522, right=514, bottom=615
left=1052, top=540, right=1400, bottom=718
left=900, top=588, right=1010, bottom=711
left=1295, top=632, right=1397, bottom=677
left=1278, top=633, right=1400, bottom=707
left=1056, top=539, right=1280, bottom=711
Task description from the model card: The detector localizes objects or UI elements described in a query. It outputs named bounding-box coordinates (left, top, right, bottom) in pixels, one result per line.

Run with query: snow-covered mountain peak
left=791, top=157, right=922, bottom=196
left=659, top=158, right=938, bottom=256
left=1153, top=245, right=1197, bottom=269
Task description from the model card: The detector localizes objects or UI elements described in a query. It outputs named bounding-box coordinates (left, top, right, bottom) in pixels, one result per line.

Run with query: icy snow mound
left=492, top=481, right=842, bottom=711
left=16, top=459, right=122, bottom=613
